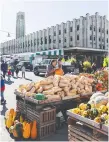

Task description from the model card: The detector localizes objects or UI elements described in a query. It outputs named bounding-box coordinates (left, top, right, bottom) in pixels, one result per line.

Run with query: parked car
left=16, top=61, right=33, bottom=71
left=33, top=59, right=53, bottom=75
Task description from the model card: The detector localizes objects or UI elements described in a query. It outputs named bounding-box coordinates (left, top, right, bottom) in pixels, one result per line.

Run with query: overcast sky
left=0, top=0, right=108, bottom=43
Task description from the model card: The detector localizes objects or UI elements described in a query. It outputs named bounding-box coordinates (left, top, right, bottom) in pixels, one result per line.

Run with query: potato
left=43, top=84, right=53, bottom=91
left=52, top=87, right=62, bottom=93
left=43, top=90, right=54, bottom=95
left=37, top=86, right=43, bottom=93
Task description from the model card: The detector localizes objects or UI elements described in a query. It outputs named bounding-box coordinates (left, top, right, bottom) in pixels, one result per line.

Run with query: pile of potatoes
left=17, top=74, right=94, bottom=99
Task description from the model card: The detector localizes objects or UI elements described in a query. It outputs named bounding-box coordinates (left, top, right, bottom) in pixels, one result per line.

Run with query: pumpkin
left=14, top=122, right=23, bottom=138
left=23, top=123, right=31, bottom=139
left=31, top=120, right=37, bottom=139
left=55, top=69, right=64, bottom=76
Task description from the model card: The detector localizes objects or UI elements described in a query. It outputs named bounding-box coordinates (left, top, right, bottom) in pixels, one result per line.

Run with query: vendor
left=46, top=59, right=57, bottom=77
left=55, top=58, right=64, bottom=76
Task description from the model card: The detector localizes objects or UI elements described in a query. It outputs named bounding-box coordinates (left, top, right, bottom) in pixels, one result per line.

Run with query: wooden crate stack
left=25, top=101, right=56, bottom=140
left=68, top=117, right=108, bottom=141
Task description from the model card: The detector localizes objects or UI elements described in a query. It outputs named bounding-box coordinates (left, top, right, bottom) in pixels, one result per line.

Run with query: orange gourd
left=6, top=114, right=14, bottom=128
left=55, top=68, right=64, bottom=76
left=31, top=120, right=37, bottom=139
left=9, top=109, right=14, bottom=117
left=23, top=123, right=31, bottom=139
left=13, top=129, right=18, bottom=138
left=13, top=111, right=17, bottom=121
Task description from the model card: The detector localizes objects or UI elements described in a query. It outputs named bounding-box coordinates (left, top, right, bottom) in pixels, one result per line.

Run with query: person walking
left=1, top=61, right=8, bottom=79
left=7, top=69, right=11, bottom=82
left=92, top=62, right=97, bottom=73
left=21, top=65, right=26, bottom=78
left=0, top=74, right=6, bottom=104
left=11, top=65, right=14, bottom=77
left=15, top=66, right=19, bottom=78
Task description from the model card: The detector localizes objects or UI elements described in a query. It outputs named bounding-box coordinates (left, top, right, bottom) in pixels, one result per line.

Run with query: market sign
left=36, top=49, right=63, bottom=56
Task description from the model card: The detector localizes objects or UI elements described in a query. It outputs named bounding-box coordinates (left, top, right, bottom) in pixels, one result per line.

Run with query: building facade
left=0, top=12, right=108, bottom=55
left=16, top=12, right=25, bottom=39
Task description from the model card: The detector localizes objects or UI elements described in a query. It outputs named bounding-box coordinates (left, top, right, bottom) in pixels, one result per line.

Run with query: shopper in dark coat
left=1, top=61, right=8, bottom=78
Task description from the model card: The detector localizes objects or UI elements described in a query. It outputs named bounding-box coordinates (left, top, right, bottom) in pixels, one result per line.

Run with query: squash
left=9, top=109, right=15, bottom=117
left=6, top=114, right=14, bottom=128
left=23, top=123, right=31, bottom=139
left=13, top=111, right=17, bottom=121
left=90, top=108, right=98, bottom=119
left=90, top=92, right=104, bottom=100
left=94, top=96, right=108, bottom=108
left=13, top=129, right=18, bottom=138
left=94, top=117, right=101, bottom=123
left=20, top=115, right=23, bottom=123
left=9, top=126, right=14, bottom=134
left=71, top=108, right=80, bottom=114
left=14, top=122, right=23, bottom=138
left=79, top=103, right=87, bottom=110
left=99, top=105, right=108, bottom=113
left=31, top=120, right=37, bottom=139
left=82, top=111, right=88, bottom=117
left=55, top=68, right=64, bottom=76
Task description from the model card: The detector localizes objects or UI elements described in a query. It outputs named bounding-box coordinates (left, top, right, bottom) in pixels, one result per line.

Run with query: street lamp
left=0, top=30, right=15, bottom=37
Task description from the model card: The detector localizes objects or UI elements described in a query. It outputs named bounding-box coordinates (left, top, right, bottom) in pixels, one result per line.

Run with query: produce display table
left=67, top=111, right=108, bottom=141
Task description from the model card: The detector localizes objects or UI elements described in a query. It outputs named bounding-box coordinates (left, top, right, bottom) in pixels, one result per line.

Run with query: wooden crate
left=38, top=122, right=56, bottom=140
left=26, top=106, right=56, bottom=126
left=68, top=117, right=108, bottom=142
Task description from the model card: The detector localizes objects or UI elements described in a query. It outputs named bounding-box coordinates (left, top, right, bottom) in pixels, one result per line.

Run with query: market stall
left=4, top=69, right=108, bottom=140
left=67, top=91, right=108, bottom=141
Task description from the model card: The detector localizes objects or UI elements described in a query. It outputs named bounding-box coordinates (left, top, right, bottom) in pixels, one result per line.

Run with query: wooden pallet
left=68, top=117, right=108, bottom=142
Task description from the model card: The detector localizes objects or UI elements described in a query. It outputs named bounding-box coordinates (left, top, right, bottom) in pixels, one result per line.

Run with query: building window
left=37, top=39, right=39, bottom=45
left=103, top=46, right=105, bottom=49
left=94, top=27, right=95, bottom=31
left=107, top=38, right=108, bottom=43
left=59, top=39, right=61, bottom=43
left=99, top=37, right=100, bottom=41
left=90, top=36, right=92, bottom=40
left=53, top=40, right=56, bottom=43
left=59, top=30, right=61, bottom=35
left=99, top=28, right=101, bottom=32
left=77, top=25, right=79, bottom=31
left=70, top=27, right=72, bottom=32
left=90, top=25, right=92, bottom=30
left=102, top=39, right=104, bottom=42
left=54, top=32, right=56, bottom=36
left=41, top=38, right=43, bottom=45
left=70, top=37, right=72, bottom=41
left=49, top=36, right=51, bottom=44
left=107, top=30, right=108, bottom=34
left=102, top=29, right=104, bottom=33
left=77, top=35, right=79, bottom=40
left=64, top=38, right=66, bottom=42
left=31, top=40, right=33, bottom=46
left=34, top=39, right=36, bottom=45
left=64, top=29, right=66, bottom=33
left=45, top=37, right=47, bottom=44
left=94, top=37, right=95, bottom=41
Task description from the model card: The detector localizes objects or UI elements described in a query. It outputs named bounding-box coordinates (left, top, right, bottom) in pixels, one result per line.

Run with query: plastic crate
left=26, top=106, right=56, bottom=126
left=39, top=122, right=56, bottom=139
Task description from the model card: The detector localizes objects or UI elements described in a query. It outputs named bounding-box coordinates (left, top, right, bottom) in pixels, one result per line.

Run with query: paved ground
left=0, top=72, right=68, bottom=141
